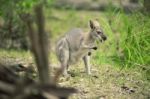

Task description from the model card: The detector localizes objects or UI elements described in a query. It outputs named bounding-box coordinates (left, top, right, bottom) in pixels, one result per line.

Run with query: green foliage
left=0, top=0, right=13, bottom=17
left=0, top=0, right=149, bottom=67
left=109, top=12, right=150, bottom=67
left=0, top=0, right=35, bottom=17
left=124, top=14, right=149, bottom=66
left=16, top=0, right=37, bottom=14
left=0, top=0, right=39, bottom=49
left=45, top=8, right=149, bottom=69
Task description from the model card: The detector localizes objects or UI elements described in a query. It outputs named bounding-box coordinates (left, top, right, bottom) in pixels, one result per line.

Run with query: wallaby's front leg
left=83, top=55, right=91, bottom=75
left=80, top=41, right=97, bottom=50
left=82, top=44, right=97, bottom=50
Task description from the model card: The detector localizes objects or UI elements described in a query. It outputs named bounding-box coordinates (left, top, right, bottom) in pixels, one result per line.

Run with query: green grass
left=0, top=49, right=33, bottom=65
left=110, top=12, right=150, bottom=68
left=45, top=8, right=149, bottom=68
left=0, top=8, right=150, bottom=98
left=0, top=49, right=31, bottom=58
left=45, top=9, right=150, bottom=98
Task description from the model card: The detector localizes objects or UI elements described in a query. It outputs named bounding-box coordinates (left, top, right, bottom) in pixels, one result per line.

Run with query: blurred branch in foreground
left=21, top=2, right=77, bottom=98
left=0, top=63, right=77, bottom=99
left=32, top=3, right=50, bottom=84
left=0, top=2, right=77, bottom=99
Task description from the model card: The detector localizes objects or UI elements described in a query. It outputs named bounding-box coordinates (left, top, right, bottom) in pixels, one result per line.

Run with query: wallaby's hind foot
left=62, top=67, right=69, bottom=77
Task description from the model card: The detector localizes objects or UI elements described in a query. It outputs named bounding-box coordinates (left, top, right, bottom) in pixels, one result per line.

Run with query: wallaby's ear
left=89, top=20, right=94, bottom=29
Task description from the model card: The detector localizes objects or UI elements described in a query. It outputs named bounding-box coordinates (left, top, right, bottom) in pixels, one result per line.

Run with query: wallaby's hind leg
left=59, top=49, right=69, bottom=76
left=56, top=38, right=70, bottom=78
left=55, top=50, right=69, bottom=81
left=83, top=55, right=91, bottom=75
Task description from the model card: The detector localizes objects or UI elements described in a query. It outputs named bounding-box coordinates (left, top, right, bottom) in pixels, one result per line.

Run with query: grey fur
left=56, top=20, right=107, bottom=76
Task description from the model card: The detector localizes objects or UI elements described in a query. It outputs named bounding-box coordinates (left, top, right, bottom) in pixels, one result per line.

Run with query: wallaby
left=55, top=19, right=107, bottom=77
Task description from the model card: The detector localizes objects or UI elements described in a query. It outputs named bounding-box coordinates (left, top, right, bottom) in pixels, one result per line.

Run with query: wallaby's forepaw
left=93, top=46, right=97, bottom=50
left=88, top=52, right=91, bottom=56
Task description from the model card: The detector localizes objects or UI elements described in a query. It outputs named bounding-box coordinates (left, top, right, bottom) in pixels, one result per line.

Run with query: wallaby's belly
left=56, top=28, right=93, bottom=65
left=68, top=49, right=89, bottom=65
left=56, top=37, right=88, bottom=65
left=65, top=28, right=91, bottom=64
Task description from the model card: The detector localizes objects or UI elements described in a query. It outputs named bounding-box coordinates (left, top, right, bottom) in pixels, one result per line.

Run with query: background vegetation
left=0, top=0, right=149, bottom=98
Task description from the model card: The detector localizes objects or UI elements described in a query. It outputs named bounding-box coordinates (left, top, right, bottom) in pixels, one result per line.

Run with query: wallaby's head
left=89, top=19, right=107, bottom=42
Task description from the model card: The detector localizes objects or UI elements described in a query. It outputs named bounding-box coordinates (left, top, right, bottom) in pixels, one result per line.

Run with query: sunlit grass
left=0, top=8, right=149, bottom=98
left=0, top=49, right=31, bottom=58
left=45, top=9, right=150, bottom=69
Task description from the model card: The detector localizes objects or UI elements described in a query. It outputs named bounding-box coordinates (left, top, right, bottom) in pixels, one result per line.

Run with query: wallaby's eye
left=97, top=31, right=102, bottom=34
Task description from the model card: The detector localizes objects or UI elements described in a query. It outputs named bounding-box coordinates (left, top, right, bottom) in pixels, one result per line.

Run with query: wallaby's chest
left=65, top=28, right=94, bottom=64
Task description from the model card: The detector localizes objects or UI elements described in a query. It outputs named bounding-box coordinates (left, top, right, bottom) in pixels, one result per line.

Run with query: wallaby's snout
left=96, top=30, right=107, bottom=41
left=101, top=33, right=107, bottom=41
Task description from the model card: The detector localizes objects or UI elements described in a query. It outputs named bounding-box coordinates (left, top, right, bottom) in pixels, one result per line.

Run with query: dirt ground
left=0, top=55, right=149, bottom=99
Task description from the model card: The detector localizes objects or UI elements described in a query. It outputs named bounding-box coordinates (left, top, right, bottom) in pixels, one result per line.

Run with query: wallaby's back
left=65, top=28, right=84, bottom=51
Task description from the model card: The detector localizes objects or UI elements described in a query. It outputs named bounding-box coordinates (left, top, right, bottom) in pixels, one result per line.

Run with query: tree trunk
left=144, top=0, right=150, bottom=12
left=130, top=0, right=138, bottom=3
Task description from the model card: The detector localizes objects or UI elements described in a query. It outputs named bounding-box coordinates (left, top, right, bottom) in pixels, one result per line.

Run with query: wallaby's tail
left=55, top=38, right=69, bottom=81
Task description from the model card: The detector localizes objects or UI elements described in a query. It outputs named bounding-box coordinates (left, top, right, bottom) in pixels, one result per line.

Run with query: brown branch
left=0, top=81, right=15, bottom=95
left=21, top=3, right=51, bottom=85
left=34, top=3, right=51, bottom=84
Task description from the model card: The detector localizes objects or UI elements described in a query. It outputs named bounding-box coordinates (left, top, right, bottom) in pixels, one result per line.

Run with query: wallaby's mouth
left=102, top=36, right=107, bottom=41
left=97, top=33, right=107, bottom=42
left=99, top=35, right=107, bottom=42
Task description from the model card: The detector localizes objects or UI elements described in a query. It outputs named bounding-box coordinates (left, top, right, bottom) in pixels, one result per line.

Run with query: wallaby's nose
left=102, top=36, right=107, bottom=41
